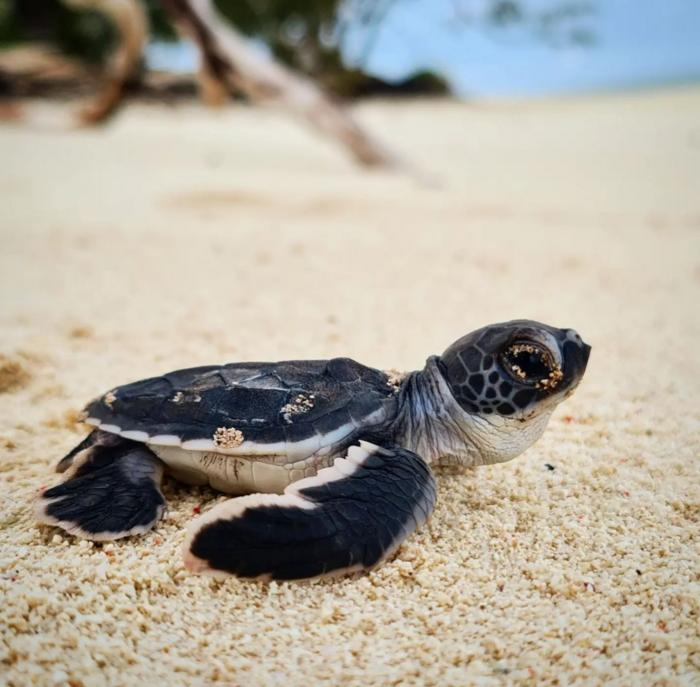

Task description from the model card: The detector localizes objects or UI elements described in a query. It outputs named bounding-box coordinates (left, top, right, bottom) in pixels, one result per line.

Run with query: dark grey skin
left=36, top=320, right=590, bottom=581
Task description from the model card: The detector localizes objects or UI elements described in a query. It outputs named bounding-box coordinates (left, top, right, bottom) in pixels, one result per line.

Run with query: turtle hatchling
left=35, top=320, right=590, bottom=580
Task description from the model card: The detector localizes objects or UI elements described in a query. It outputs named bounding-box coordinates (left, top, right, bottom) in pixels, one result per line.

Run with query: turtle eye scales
left=501, top=342, right=554, bottom=384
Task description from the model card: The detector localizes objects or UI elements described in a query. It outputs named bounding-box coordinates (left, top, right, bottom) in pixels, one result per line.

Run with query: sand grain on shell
left=213, top=427, right=245, bottom=449
left=1, top=89, right=699, bottom=686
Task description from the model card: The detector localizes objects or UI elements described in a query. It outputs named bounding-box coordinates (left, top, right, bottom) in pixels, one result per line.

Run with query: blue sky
left=147, top=0, right=700, bottom=98
left=342, top=0, right=700, bottom=96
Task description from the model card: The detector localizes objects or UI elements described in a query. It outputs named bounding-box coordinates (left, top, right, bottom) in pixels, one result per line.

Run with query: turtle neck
left=391, top=356, right=553, bottom=467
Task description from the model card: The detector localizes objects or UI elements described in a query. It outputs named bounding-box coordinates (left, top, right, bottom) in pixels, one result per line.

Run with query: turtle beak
left=582, top=343, right=592, bottom=365
left=561, top=331, right=591, bottom=389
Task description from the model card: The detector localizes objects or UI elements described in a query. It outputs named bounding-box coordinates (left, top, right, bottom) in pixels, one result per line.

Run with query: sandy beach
left=1, top=87, right=699, bottom=686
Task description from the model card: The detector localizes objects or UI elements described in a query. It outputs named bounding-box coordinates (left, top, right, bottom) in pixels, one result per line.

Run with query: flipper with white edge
left=54, top=430, right=116, bottom=473
left=36, top=438, right=166, bottom=541
left=182, top=441, right=437, bottom=581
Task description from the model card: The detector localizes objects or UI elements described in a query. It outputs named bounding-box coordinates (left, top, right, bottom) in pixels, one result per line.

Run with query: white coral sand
left=0, top=88, right=698, bottom=686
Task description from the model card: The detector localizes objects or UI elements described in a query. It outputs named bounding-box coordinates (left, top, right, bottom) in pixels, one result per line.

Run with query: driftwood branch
left=160, top=0, right=395, bottom=167
left=63, top=0, right=148, bottom=123
left=196, top=55, right=229, bottom=107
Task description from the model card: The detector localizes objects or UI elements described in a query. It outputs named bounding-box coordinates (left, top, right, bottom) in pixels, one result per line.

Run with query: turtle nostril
left=565, top=329, right=581, bottom=343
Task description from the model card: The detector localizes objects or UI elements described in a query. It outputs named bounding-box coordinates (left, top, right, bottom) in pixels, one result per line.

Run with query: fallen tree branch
left=160, top=0, right=395, bottom=167
left=63, top=0, right=148, bottom=123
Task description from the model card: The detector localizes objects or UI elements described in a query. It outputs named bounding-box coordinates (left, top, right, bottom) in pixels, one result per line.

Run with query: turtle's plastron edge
left=182, top=441, right=437, bottom=581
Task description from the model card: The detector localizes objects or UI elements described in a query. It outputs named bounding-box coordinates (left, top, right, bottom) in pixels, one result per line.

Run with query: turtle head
left=440, top=320, right=591, bottom=422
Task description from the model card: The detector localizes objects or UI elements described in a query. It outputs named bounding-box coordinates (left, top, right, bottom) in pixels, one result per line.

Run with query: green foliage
left=0, top=0, right=595, bottom=96
left=213, top=0, right=347, bottom=88
left=145, top=1, right=178, bottom=42
left=479, top=0, right=596, bottom=46
left=0, top=0, right=18, bottom=44
left=0, top=0, right=114, bottom=62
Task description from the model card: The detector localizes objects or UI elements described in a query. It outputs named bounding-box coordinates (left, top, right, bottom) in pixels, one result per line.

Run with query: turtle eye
left=501, top=341, right=554, bottom=384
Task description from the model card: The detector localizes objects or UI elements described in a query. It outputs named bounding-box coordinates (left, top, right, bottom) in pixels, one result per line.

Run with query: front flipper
left=183, top=441, right=437, bottom=581
left=35, top=439, right=166, bottom=541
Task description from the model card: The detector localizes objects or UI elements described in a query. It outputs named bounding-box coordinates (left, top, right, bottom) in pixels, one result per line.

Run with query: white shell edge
left=82, top=416, right=357, bottom=458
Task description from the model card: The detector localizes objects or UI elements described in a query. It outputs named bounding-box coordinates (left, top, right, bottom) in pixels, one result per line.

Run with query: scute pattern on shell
left=83, top=357, right=399, bottom=451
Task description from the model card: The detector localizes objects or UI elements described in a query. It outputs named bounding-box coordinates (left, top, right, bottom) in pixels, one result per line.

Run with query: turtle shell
left=84, top=358, right=400, bottom=461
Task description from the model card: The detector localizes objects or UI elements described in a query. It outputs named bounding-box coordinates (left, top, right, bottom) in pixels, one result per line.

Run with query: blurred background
left=0, top=0, right=698, bottom=364
left=2, top=0, right=700, bottom=103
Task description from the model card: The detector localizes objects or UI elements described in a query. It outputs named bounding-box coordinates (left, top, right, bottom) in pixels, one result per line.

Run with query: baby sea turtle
left=35, top=320, right=590, bottom=580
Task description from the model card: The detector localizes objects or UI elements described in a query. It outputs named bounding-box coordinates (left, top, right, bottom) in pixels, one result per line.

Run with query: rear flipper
left=54, top=429, right=107, bottom=473
left=183, top=441, right=437, bottom=581
left=35, top=434, right=166, bottom=541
